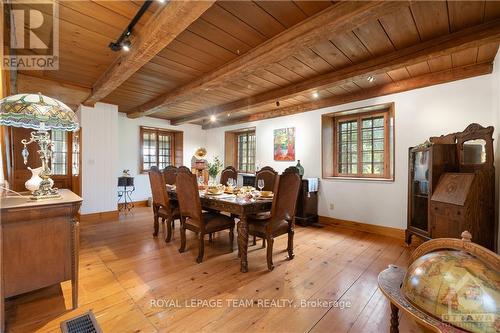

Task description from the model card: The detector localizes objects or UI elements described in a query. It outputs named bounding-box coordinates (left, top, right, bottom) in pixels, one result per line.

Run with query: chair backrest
left=163, top=165, right=177, bottom=185
left=255, top=166, right=277, bottom=191
left=271, top=167, right=301, bottom=224
left=220, top=166, right=238, bottom=185
left=148, top=166, right=170, bottom=209
left=176, top=166, right=203, bottom=224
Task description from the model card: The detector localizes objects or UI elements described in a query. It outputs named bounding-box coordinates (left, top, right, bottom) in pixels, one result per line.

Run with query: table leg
left=390, top=303, right=399, bottom=333
left=71, top=218, right=80, bottom=309
left=238, top=215, right=249, bottom=273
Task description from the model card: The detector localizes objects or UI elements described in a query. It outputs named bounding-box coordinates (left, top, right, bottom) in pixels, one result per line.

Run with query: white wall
left=117, top=113, right=205, bottom=201
left=493, top=51, right=500, bottom=250
left=205, top=73, right=499, bottom=231
left=79, top=102, right=118, bottom=214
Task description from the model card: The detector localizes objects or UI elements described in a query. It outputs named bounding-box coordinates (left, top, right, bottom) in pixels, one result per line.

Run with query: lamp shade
left=0, top=93, right=79, bottom=131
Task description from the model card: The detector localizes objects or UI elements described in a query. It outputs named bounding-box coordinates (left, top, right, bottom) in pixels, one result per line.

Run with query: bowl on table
left=206, top=185, right=225, bottom=195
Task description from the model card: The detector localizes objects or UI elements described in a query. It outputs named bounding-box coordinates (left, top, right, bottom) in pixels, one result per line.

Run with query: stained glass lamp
left=0, top=93, right=79, bottom=199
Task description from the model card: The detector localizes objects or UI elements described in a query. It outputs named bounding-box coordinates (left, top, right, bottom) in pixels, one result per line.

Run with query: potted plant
left=207, top=156, right=223, bottom=185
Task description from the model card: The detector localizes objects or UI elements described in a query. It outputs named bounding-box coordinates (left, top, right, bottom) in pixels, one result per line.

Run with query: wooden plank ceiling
left=16, top=1, right=500, bottom=128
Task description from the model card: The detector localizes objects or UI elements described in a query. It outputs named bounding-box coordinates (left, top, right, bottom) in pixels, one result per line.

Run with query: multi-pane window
left=237, top=131, right=256, bottom=173
left=334, top=110, right=391, bottom=179
left=51, top=130, right=68, bottom=175
left=141, top=127, right=176, bottom=172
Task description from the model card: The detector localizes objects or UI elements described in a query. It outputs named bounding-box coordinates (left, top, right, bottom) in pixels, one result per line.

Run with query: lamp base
left=29, top=179, right=61, bottom=200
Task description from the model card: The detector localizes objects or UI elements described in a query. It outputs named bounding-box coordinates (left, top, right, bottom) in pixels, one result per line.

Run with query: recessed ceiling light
left=227, top=113, right=231, bottom=117
left=210, top=115, right=216, bottom=122
left=312, top=92, right=319, bottom=99
left=367, top=75, right=375, bottom=83
left=157, top=0, right=166, bottom=3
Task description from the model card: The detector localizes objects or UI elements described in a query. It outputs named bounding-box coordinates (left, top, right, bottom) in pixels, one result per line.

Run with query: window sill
left=322, top=176, right=395, bottom=183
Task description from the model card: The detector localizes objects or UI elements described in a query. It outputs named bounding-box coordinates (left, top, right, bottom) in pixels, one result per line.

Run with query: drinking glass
left=257, top=179, right=264, bottom=191
left=227, top=178, right=233, bottom=187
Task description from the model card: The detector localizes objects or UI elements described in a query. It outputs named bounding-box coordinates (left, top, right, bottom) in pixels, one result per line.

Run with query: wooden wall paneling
left=484, top=1, right=500, bottom=21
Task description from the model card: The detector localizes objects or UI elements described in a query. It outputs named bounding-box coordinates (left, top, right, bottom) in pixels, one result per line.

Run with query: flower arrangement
left=207, top=156, right=223, bottom=179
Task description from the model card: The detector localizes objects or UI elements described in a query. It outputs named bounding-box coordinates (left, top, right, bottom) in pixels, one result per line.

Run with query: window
left=322, top=103, right=394, bottom=180
left=140, top=126, right=183, bottom=172
left=237, top=131, right=256, bottom=173
left=51, top=130, right=68, bottom=175
left=72, top=132, right=80, bottom=176
left=224, top=127, right=256, bottom=173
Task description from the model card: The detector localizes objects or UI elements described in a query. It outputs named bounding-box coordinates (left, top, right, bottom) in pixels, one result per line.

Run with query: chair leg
left=209, top=233, right=213, bottom=243
left=266, top=236, right=274, bottom=271
left=252, top=235, right=256, bottom=246
left=197, top=233, right=205, bottom=263
left=229, top=226, right=234, bottom=253
left=262, top=238, right=266, bottom=248
left=179, top=220, right=186, bottom=253
left=287, top=226, right=295, bottom=260
left=153, top=213, right=159, bottom=237
left=165, top=217, right=173, bottom=243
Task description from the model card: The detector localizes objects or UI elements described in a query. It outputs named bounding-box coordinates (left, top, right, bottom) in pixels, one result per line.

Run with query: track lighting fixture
left=108, top=1, right=153, bottom=52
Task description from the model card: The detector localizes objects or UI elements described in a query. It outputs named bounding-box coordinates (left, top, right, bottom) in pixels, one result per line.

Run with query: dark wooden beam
left=174, top=19, right=500, bottom=125
left=128, top=1, right=409, bottom=118
left=84, top=0, right=215, bottom=105
left=202, top=62, right=493, bottom=129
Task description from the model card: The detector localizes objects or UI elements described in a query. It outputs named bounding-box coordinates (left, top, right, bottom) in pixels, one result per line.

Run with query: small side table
left=118, top=176, right=135, bottom=212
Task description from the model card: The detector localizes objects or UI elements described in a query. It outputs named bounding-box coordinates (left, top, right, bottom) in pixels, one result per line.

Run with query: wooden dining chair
left=246, top=166, right=301, bottom=270
left=176, top=166, right=235, bottom=263
left=255, top=166, right=278, bottom=191
left=220, top=166, right=237, bottom=185
left=163, top=165, right=177, bottom=185
left=148, top=166, right=180, bottom=243
left=252, top=166, right=279, bottom=246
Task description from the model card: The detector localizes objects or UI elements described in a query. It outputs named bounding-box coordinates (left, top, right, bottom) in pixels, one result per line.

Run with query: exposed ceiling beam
left=128, top=0, right=409, bottom=119
left=83, top=0, right=215, bottom=106
left=173, top=19, right=500, bottom=125
left=202, top=62, right=493, bottom=129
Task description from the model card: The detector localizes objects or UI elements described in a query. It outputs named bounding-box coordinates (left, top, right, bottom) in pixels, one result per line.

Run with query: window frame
left=139, top=126, right=178, bottom=173
left=236, top=130, right=256, bottom=173
left=322, top=103, right=394, bottom=181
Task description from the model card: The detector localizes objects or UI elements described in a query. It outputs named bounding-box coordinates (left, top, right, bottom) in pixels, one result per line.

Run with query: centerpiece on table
left=207, top=156, right=223, bottom=185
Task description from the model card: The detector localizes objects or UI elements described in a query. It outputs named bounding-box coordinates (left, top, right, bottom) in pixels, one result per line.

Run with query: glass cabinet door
left=409, top=149, right=430, bottom=232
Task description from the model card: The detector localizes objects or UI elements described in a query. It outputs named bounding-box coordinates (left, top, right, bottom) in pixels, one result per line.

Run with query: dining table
left=167, top=189, right=273, bottom=272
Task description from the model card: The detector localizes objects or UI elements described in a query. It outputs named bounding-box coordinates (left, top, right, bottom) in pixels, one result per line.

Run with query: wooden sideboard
left=0, top=189, right=82, bottom=332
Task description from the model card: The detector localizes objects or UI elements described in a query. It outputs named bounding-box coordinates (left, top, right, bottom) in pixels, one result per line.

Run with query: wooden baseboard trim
left=79, top=210, right=119, bottom=222
left=319, top=216, right=405, bottom=240
left=118, top=200, right=149, bottom=208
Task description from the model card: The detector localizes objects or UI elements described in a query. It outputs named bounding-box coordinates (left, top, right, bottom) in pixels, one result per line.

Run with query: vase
left=25, top=166, right=43, bottom=192
left=296, top=160, right=304, bottom=176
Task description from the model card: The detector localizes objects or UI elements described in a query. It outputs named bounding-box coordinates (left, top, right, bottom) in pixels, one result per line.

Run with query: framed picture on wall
left=274, top=127, right=295, bottom=161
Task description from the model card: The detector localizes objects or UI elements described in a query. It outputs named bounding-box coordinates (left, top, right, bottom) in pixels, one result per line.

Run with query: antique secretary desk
left=406, top=124, right=497, bottom=251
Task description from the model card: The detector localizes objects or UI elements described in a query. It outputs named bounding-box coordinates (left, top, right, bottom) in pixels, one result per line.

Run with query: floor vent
left=60, top=310, right=102, bottom=333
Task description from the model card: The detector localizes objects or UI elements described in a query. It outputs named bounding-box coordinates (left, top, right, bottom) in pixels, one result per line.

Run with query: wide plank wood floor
left=5, top=207, right=423, bottom=332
